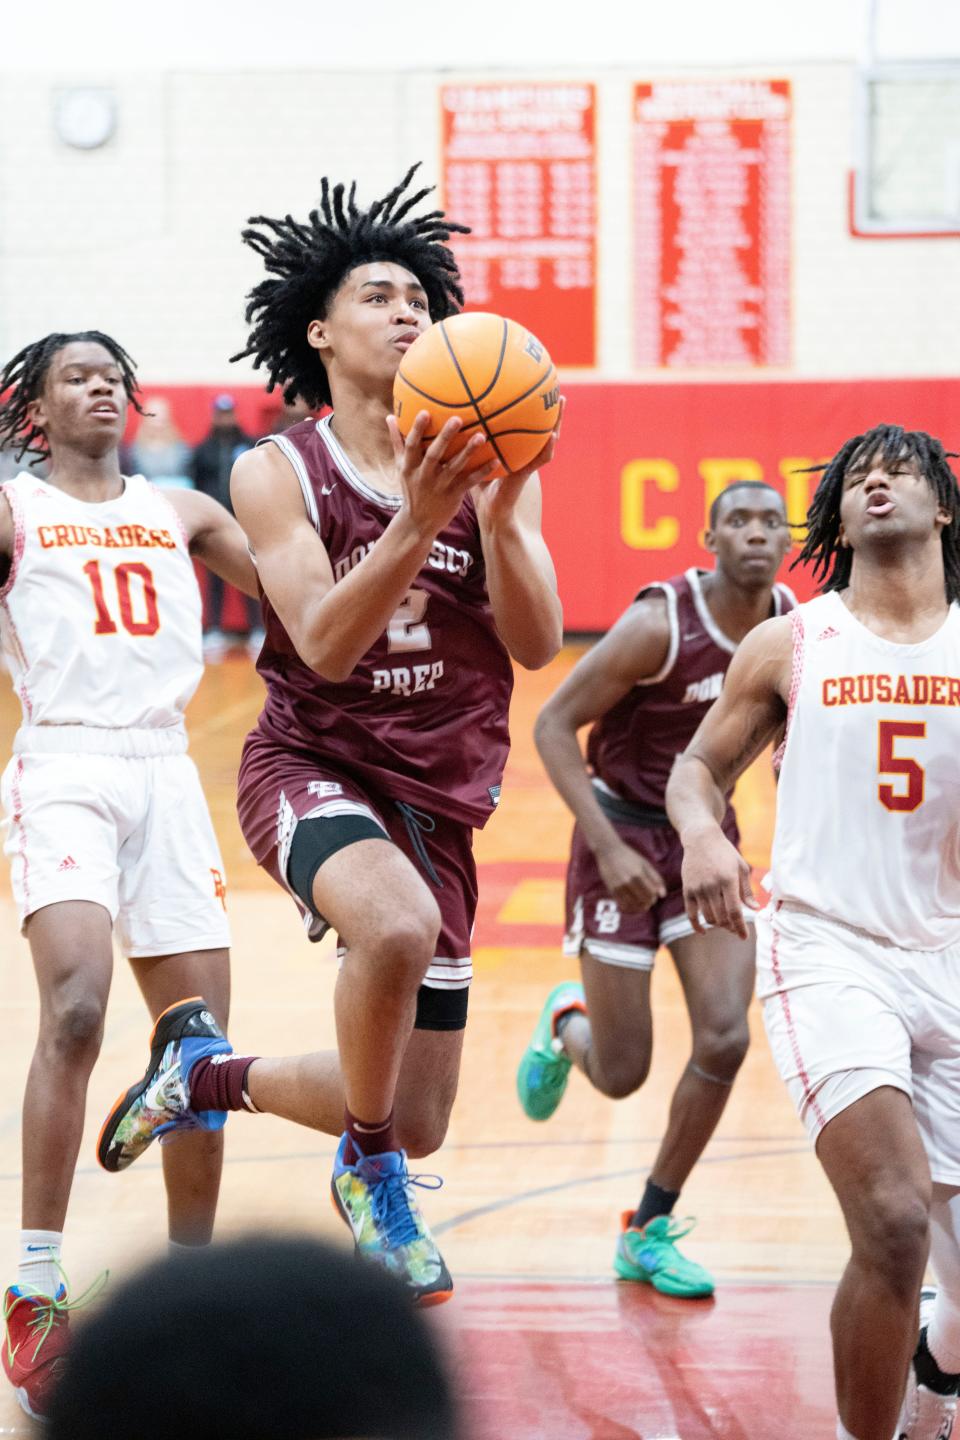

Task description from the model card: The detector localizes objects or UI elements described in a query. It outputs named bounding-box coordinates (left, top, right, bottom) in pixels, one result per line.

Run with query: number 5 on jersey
left=83, top=559, right=160, bottom=637
left=877, top=719, right=925, bottom=812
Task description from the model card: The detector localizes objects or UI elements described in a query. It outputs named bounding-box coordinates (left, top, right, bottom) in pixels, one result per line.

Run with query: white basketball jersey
left=771, top=590, right=960, bottom=950
left=0, top=473, right=203, bottom=740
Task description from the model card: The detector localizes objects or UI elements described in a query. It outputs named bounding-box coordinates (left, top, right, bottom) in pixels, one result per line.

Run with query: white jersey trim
left=687, top=568, right=737, bottom=655
left=264, top=434, right=321, bottom=531
left=0, top=480, right=27, bottom=600
left=315, top=415, right=403, bottom=513
left=635, top=582, right=680, bottom=686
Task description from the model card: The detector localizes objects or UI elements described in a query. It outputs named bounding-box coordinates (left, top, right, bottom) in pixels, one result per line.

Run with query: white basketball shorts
left=1, top=749, right=230, bottom=957
left=757, top=899, right=960, bottom=1184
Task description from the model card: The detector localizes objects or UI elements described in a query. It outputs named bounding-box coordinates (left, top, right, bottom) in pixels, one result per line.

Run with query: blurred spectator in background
left=126, top=395, right=192, bottom=489
left=47, top=1233, right=461, bottom=1440
left=191, top=394, right=262, bottom=660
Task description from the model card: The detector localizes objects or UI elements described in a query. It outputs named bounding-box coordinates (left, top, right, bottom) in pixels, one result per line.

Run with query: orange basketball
left=393, top=312, right=560, bottom=476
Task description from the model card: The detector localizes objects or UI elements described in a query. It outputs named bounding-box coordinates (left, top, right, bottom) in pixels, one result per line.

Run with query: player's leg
left=0, top=753, right=131, bottom=1419
left=608, top=923, right=753, bottom=1300
left=757, top=903, right=923, bottom=1438
left=895, top=958, right=960, bottom=1438
left=22, top=902, right=114, bottom=1238
left=127, top=948, right=230, bottom=1246
left=517, top=820, right=658, bottom=1120
left=644, top=923, right=753, bottom=1197
left=816, top=1087, right=931, bottom=1440
left=4, top=901, right=114, bottom=1421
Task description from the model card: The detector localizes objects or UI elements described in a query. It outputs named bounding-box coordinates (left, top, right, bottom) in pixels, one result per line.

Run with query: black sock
left=914, top=1328, right=960, bottom=1396
left=630, top=1179, right=680, bottom=1230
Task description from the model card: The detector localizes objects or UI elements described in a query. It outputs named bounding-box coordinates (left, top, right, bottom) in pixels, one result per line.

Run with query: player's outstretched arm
left=472, top=420, right=563, bottom=670
left=534, top=596, right=672, bottom=912
left=666, top=616, right=792, bottom=938
left=232, top=415, right=491, bottom=682
left=167, top=488, right=259, bottom=597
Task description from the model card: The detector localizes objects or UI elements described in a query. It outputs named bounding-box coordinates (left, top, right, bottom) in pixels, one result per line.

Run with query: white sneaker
left=202, top=629, right=227, bottom=661
left=895, top=1288, right=957, bottom=1440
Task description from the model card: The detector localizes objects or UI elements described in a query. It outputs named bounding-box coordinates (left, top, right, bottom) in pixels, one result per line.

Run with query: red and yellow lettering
left=54, top=525, right=70, bottom=547
left=949, top=678, right=960, bottom=706
left=822, top=678, right=839, bottom=706
left=117, top=526, right=134, bottom=547
left=878, top=720, right=926, bottom=813
left=115, top=562, right=159, bottom=635
left=856, top=674, right=875, bottom=703
left=38, top=526, right=55, bottom=548
left=82, top=559, right=160, bottom=638
left=838, top=677, right=856, bottom=705
left=876, top=674, right=892, bottom=703
left=103, top=528, right=119, bottom=548
left=620, top=460, right=679, bottom=550
left=931, top=676, right=947, bottom=705
left=912, top=675, right=930, bottom=704
left=893, top=675, right=911, bottom=704
left=82, top=559, right=118, bottom=635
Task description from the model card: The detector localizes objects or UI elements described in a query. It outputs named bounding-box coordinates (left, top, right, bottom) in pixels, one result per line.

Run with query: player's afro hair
left=795, top=423, right=960, bottom=602
left=0, top=331, right=143, bottom=464
left=231, top=163, right=469, bottom=410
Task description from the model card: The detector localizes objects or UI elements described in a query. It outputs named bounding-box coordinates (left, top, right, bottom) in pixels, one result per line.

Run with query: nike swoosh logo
left=320, top=484, right=337, bottom=495
left=25, top=1245, right=52, bottom=1252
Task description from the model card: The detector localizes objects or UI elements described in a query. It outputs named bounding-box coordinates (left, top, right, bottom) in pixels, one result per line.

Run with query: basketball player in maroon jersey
left=97, top=166, right=563, bottom=1304
left=516, top=481, right=793, bottom=1296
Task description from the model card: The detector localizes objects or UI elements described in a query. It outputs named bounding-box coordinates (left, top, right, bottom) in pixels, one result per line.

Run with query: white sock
left=168, top=1239, right=208, bottom=1256
left=836, top=1422, right=861, bottom=1440
left=18, top=1229, right=63, bottom=1298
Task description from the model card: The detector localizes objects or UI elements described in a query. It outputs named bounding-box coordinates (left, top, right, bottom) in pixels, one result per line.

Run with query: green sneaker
left=516, top=981, right=586, bottom=1121
left=614, top=1213, right=715, bottom=1298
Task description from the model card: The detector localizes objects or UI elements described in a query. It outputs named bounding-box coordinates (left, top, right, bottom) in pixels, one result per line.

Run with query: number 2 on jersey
left=387, top=589, right=431, bottom=653
left=83, top=559, right=160, bottom=637
left=877, top=719, right=925, bottom=812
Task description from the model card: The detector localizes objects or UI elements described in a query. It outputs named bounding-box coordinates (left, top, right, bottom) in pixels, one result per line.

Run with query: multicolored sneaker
left=97, top=996, right=231, bottom=1172
left=516, top=981, right=587, bottom=1121
left=896, top=1287, right=958, bottom=1440
left=331, top=1134, right=452, bottom=1307
left=3, top=1285, right=70, bottom=1419
left=613, top=1213, right=715, bottom=1298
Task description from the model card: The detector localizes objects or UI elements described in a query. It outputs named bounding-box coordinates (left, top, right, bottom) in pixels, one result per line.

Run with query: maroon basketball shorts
left=237, top=735, right=476, bottom=1028
left=563, top=808, right=746, bottom=970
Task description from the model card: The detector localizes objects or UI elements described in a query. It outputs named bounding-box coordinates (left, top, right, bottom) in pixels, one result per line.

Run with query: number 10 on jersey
left=83, top=560, right=160, bottom=637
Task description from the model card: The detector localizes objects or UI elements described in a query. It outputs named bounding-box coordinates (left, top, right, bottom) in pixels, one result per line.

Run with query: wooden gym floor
left=0, top=644, right=847, bottom=1438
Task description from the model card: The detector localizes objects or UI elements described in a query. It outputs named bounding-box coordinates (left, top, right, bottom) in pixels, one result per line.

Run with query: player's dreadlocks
left=231, top=163, right=469, bottom=409
left=795, top=423, right=960, bottom=603
left=0, top=331, right=143, bottom=465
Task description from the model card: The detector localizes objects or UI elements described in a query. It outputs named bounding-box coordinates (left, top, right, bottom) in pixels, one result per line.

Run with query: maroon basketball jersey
left=250, top=415, right=513, bottom=827
left=586, top=568, right=795, bottom=811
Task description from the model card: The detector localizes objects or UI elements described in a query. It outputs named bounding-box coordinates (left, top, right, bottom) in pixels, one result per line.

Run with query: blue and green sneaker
left=516, top=981, right=587, bottom=1121
left=331, top=1134, right=452, bottom=1307
left=614, top=1212, right=715, bottom=1298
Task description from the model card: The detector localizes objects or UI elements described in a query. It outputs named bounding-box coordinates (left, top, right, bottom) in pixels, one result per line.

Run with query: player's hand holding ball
left=392, top=311, right=561, bottom=470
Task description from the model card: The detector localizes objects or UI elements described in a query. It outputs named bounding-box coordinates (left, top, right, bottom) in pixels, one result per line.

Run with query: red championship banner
left=440, top=82, right=597, bottom=367
left=633, top=79, right=791, bottom=368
